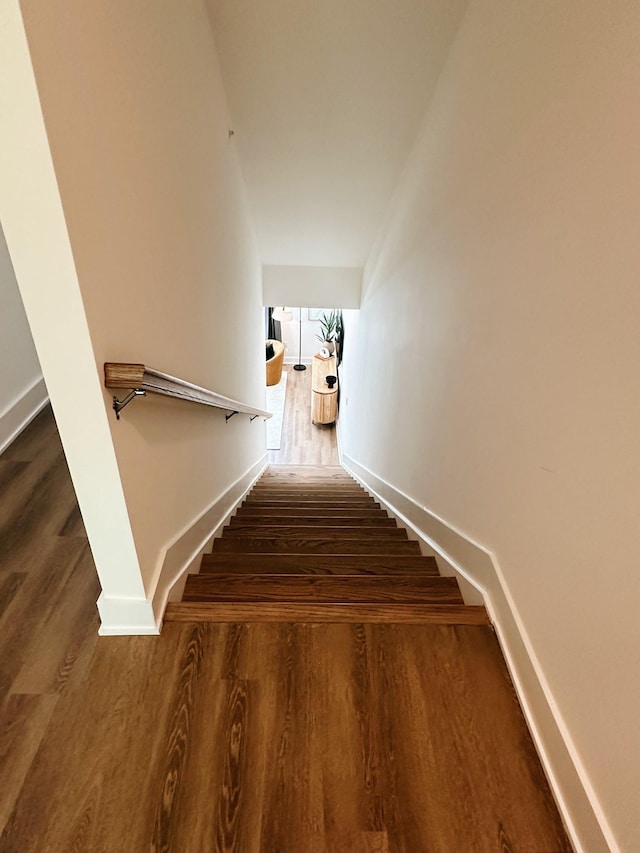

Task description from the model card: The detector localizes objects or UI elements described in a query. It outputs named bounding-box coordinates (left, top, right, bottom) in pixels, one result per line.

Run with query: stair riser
left=257, top=479, right=355, bottom=486
left=259, top=474, right=352, bottom=481
left=249, top=494, right=370, bottom=502
left=213, top=539, right=421, bottom=555
left=200, top=554, right=440, bottom=575
left=183, top=574, right=463, bottom=604
left=251, top=481, right=362, bottom=488
left=235, top=508, right=390, bottom=519
left=230, top=516, right=396, bottom=527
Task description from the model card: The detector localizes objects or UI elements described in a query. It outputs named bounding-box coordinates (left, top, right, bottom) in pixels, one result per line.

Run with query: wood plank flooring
left=0, top=408, right=573, bottom=851
left=268, top=366, right=339, bottom=466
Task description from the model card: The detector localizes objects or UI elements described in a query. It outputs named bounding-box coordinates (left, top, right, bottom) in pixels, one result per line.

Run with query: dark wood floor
left=0, top=408, right=572, bottom=852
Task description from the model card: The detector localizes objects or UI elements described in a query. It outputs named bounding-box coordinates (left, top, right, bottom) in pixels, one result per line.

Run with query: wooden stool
left=311, top=354, right=338, bottom=424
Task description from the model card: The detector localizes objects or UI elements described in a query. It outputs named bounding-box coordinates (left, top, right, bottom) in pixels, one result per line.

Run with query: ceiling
left=206, top=0, right=469, bottom=268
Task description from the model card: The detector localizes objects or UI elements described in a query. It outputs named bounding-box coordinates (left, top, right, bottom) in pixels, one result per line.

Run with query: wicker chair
left=266, top=339, right=285, bottom=386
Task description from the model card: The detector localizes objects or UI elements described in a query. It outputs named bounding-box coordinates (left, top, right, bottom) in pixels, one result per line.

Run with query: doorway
left=265, top=307, right=342, bottom=465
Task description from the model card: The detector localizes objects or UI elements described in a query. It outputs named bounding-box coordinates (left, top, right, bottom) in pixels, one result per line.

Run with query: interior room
left=264, top=306, right=344, bottom=466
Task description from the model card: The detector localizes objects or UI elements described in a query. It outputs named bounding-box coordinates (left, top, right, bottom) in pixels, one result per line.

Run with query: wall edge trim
left=0, top=374, right=48, bottom=455
left=151, top=452, right=269, bottom=625
left=283, top=356, right=313, bottom=365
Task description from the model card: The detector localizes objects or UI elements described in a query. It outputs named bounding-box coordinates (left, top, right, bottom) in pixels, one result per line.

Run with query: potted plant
left=315, top=310, right=338, bottom=354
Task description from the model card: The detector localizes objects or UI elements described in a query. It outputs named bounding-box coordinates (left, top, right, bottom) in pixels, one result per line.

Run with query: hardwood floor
left=0, top=408, right=101, bottom=848
left=0, top=408, right=573, bottom=851
left=268, top=366, right=339, bottom=466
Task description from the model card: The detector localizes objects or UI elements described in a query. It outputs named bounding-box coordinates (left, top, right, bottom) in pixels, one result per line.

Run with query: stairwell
left=164, top=465, right=487, bottom=625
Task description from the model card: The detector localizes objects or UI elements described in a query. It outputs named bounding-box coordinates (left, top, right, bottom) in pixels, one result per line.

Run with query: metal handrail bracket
left=113, top=388, right=146, bottom=419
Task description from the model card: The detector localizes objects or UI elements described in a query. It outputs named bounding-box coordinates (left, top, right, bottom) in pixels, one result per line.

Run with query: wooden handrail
left=104, top=362, right=271, bottom=421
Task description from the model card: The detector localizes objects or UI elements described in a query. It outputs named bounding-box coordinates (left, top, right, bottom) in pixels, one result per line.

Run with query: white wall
left=0, top=224, right=46, bottom=453
left=263, top=265, right=361, bottom=309
left=339, top=1, right=640, bottom=850
left=276, top=308, right=336, bottom=365
left=263, top=265, right=353, bottom=363
left=1, top=0, right=265, bottom=631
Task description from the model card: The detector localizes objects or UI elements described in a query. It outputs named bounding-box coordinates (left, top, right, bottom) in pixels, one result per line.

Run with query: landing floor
left=267, top=365, right=339, bottom=466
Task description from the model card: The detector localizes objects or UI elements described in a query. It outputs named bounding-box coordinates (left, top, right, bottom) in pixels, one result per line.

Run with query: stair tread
left=164, top=602, right=489, bottom=625
left=200, top=554, right=440, bottom=575
left=235, top=508, right=390, bottom=518
left=243, top=501, right=380, bottom=509
left=261, top=476, right=349, bottom=482
left=245, top=495, right=375, bottom=503
left=249, top=483, right=368, bottom=496
left=183, top=573, right=463, bottom=604
left=213, top=537, right=421, bottom=555
left=251, top=482, right=363, bottom=488
left=263, top=465, right=348, bottom=476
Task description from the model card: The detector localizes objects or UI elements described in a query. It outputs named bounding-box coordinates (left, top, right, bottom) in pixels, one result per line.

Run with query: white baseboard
left=96, top=592, right=159, bottom=636
left=150, top=453, right=269, bottom=625
left=341, top=452, right=615, bottom=853
left=283, top=356, right=313, bottom=365
left=0, top=376, right=48, bottom=455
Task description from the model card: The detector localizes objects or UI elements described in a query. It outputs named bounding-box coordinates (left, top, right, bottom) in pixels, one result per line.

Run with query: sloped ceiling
left=207, top=0, right=469, bottom=267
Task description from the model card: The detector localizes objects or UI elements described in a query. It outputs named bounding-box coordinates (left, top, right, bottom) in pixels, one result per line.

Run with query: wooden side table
left=311, top=354, right=338, bottom=425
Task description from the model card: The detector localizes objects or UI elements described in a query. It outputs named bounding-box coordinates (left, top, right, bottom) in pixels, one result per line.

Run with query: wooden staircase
left=164, top=466, right=488, bottom=624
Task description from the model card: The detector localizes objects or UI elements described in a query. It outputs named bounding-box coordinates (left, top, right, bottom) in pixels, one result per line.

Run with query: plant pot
left=324, top=340, right=335, bottom=354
